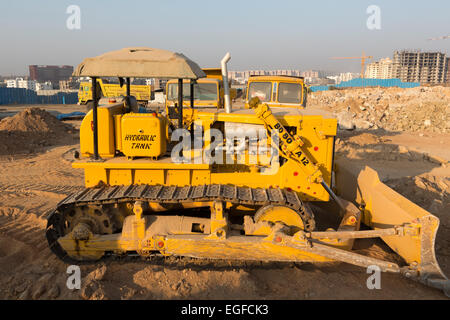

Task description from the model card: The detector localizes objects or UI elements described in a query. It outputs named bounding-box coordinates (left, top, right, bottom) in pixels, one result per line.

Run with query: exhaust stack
left=221, top=52, right=232, bottom=113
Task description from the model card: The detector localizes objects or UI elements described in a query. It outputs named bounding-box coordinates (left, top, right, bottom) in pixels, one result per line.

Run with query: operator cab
left=166, top=78, right=221, bottom=109
left=245, top=76, right=307, bottom=109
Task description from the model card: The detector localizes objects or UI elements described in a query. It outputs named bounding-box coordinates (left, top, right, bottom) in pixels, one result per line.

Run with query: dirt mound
left=336, top=134, right=434, bottom=162
left=0, top=108, right=74, bottom=156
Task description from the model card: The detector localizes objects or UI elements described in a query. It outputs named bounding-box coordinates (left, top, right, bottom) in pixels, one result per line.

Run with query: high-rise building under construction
left=392, top=50, right=447, bottom=84
left=446, top=57, right=450, bottom=83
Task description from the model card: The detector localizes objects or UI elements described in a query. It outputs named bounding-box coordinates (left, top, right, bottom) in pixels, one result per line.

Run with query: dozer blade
left=335, top=160, right=449, bottom=293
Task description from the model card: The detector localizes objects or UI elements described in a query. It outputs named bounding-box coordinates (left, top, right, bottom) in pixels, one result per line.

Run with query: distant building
left=59, top=78, right=79, bottom=90
left=59, top=80, right=69, bottom=90
left=36, top=81, right=53, bottom=91
left=142, top=78, right=166, bottom=90
left=303, top=77, right=315, bottom=84
left=18, top=78, right=36, bottom=90
left=29, top=65, right=74, bottom=85
left=446, top=57, right=450, bottom=83
left=76, top=77, right=91, bottom=83
left=392, top=50, right=447, bottom=84
left=6, top=79, right=18, bottom=88
left=326, top=76, right=339, bottom=84
left=301, top=70, right=319, bottom=78
left=341, top=72, right=359, bottom=82
left=229, top=69, right=303, bottom=84
left=321, top=73, right=358, bottom=85
left=270, top=69, right=301, bottom=77
left=310, top=77, right=335, bottom=86
left=6, top=78, right=37, bottom=90
left=365, top=57, right=393, bottom=79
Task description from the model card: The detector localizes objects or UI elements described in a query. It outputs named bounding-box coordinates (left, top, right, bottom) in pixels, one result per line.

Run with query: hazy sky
left=0, top=0, right=449, bottom=75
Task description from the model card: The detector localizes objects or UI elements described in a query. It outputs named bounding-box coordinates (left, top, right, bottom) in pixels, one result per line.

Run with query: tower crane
left=331, top=51, right=373, bottom=79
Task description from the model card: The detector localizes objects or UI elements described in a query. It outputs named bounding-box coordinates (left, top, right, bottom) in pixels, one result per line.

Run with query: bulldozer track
left=46, top=184, right=316, bottom=263
left=57, top=184, right=315, bottom=228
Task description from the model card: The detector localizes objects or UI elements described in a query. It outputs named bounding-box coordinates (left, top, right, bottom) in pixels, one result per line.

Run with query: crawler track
left=46, top=184, right=315, bottom=263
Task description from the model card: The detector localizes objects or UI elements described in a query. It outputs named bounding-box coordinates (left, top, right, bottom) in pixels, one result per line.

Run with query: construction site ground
left=0, top=89, right=449, bottom=300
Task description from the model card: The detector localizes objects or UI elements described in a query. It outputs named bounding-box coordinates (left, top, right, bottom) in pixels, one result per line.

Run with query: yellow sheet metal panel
left=134, top=169, right=211, bottom=186
left=202, top=68, right=223, bottom=80
left=134, top=169, right=165, bottom=185
left=114, top=114, right=123, bottom=151
left=80, top=104, right=123, bottom=158
left=121, top=113, right=167, bottom=158
left=77, top=165, right=213, bottom=187
left=84, top=167, right=107, bottom=187
left=102, top=83, right=151, bottom=101
left=78, top=80, right=151, bottom=104
left=165, top=169, right=190, bottom=185
left=191, top=170, right=211, bottom=185
left=109, top=169, right=133, bottom=185
left=73, top=158, right=210, bottom=169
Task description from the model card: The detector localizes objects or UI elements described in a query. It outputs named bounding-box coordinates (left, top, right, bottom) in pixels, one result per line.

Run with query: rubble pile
left=385, top=174, right=449, bottom=216
left=309, top=86, right=450, bottom=133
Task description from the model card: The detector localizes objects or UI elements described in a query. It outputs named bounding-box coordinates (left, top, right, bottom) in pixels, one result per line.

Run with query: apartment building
left=365, top=57, right=393, bottom=79
left=392, top=50, right=447, bottom=84
left=29, top=65, right=74, bottom=85
left=6, top=78, right=37, bottom=90
left=229, top=69, right=303, bottom=84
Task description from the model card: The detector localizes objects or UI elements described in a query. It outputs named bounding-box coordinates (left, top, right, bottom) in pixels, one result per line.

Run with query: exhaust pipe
left=221, top=52, right=232, bottom=113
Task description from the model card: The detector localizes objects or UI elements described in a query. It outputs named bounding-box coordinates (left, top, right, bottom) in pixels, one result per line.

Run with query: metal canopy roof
left=73, top=47, right=206, bottom=79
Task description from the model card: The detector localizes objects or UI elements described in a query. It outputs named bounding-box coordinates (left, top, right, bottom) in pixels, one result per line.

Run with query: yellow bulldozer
left=46, top=47, right=449, bottom=296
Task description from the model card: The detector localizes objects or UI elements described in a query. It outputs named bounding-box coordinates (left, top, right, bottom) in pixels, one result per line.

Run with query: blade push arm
left=248, top=97, right=344, bottom=209
left=248, top=97, right=322, bottom=182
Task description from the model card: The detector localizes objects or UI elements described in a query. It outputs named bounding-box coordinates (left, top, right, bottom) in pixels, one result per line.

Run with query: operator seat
left=123, top=95, right=139, bottom=113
